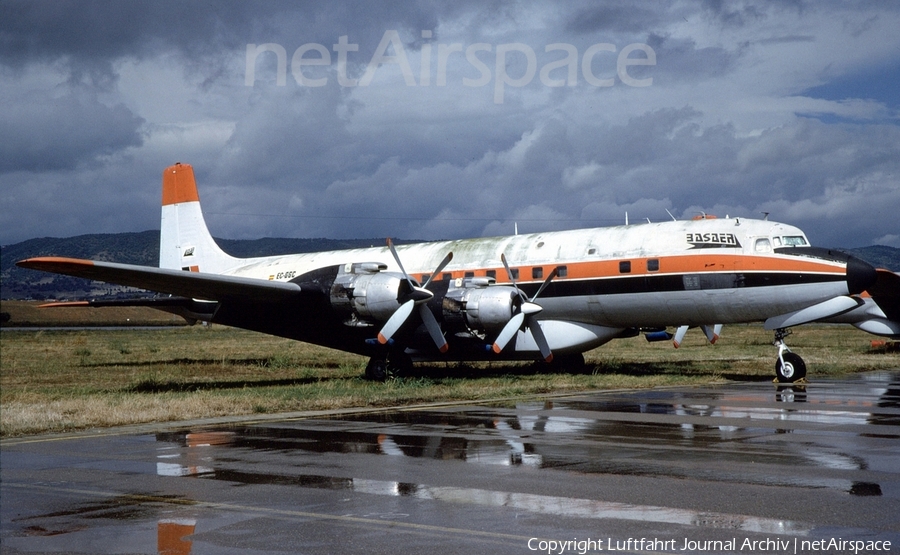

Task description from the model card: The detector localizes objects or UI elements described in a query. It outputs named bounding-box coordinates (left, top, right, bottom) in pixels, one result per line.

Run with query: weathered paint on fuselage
left=219, top=216, right=849, bottom=335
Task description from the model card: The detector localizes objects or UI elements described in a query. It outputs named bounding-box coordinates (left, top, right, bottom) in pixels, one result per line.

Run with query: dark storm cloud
left=0, top=1, right=898, bottom=248
left=0, top=90, right=143, bottom=172
left=566, top=4, right=668, bottom=34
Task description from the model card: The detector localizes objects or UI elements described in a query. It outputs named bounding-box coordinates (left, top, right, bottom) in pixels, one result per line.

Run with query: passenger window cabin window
left=619, top=261, right=631, bottom=273
left=647, top=259, right=659, bottom=272
left=486, top=269, right=496, bottom=279
left=464, top=271, right=474, bottom=278
left=557, top=266, right=567, bottom=278
left=510, top=268, right=519, bottom=280
left=533, top=267, right=543, bottom=279
left=755, top=238, right=772, bottom=253
left=442, top=272, right=452, bottom=281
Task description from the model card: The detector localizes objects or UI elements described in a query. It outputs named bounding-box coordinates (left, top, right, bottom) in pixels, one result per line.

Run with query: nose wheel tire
left=775, top=352, right=806, bottom=383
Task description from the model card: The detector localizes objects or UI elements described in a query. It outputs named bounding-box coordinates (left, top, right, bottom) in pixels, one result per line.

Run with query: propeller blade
left=492, top=312, right=525, bottom=354
left=386, top=238, right=414, bottom=288
left=527, top=316, right=553, bottom=363
left=673, top=325, right=689, bottom=348
left=381, top=241, right=454, bottom=351
left=421, top=252, right=453, bottom=289
left=419, top=304, right=448, bottom=353
left=531, top=266, right=559, bottom=302
left=500, top=253, right=526, bottom=303
left=496, top=253, right=558, bottom=362
left=701, top=324, right=722, bottom=344
left=377, top=299, right=415, bottom=345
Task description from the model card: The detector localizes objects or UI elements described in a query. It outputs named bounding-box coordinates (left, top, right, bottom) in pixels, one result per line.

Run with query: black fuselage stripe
left=513, top=272, right=845, bottom=298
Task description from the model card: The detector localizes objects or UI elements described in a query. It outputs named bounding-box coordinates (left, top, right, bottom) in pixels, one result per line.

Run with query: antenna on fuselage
left=514, top=222, right=518, bottom=235
left=761, top=212, right=770, bottom=221
left=625, top=212, right=629, bottom=226
left=665, top=209, right=677, bottom=221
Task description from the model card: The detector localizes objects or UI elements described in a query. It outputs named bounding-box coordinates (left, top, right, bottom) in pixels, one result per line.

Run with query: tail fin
left=159, top=163, right=240, bottom=273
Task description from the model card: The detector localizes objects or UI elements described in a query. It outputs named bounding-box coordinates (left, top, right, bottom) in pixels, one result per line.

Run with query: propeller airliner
left=17, top=163, right=898, bottom=382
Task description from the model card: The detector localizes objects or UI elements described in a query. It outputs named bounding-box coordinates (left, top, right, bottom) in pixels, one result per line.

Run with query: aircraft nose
left=846, top=255, right=877, bottom=295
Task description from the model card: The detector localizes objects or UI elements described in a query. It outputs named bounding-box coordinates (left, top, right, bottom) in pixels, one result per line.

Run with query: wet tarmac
left=2, top=371, right=899, bottom=554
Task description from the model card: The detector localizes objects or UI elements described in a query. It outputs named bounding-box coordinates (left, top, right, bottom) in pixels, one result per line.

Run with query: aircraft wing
left=16, top=257, right=302, bottom=303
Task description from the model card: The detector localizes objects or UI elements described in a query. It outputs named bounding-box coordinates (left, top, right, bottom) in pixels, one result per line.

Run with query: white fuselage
left=211, top=216, right=848, bottom=332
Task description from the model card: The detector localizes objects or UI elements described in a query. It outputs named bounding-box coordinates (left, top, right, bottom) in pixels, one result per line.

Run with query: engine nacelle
left=442, top=279, right=519, bottom=335
left=330, top=262, right=411, bottom=326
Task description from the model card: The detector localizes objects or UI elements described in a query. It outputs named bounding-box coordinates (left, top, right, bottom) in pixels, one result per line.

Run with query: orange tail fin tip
left=162, top=163, right=200, bottom=206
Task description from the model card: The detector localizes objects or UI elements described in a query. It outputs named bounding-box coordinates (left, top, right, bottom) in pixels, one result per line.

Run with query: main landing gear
left=364, top=349, right=412, bottom=381
left=773, top=328, right=807, bottom=383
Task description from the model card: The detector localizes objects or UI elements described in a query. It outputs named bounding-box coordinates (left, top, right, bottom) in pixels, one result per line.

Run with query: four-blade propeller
left=377, top=238, right=453, bottom=353
left=492, top=253, right=558, bottom=362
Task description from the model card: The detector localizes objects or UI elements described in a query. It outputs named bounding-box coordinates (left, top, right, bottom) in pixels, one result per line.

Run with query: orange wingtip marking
left=377, top=333, right=388, bottom=344
left=17, top=257, right=95, bottom=269
left=38, top=301, right=90, bottom=308
left=492, top=344, right=503, bottom=354
left=438, top=344, right=449, bottom=353
left=162, top=163, right=200, bottom=206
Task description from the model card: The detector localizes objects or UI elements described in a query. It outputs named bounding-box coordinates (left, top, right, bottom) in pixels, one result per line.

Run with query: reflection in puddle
left=158, top=519, right=195, bottom=555
left=152, top=373, right=899, bottom=494
left=141, top=372, right=899, bottom=543
left=161, top=465, right=811, bottom=536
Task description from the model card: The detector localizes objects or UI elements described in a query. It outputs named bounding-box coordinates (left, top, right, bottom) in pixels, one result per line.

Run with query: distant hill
left=2, top=231, right=898, bottom=300
left=1, top=232, right=417, bottom=300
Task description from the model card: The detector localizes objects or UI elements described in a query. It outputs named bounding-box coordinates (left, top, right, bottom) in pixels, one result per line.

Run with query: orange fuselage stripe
left=415, top=254, right=844, bottom=284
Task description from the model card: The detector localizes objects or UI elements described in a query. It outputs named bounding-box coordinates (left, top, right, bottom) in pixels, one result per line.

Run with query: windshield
left=782, top=236, right=808, bottom=247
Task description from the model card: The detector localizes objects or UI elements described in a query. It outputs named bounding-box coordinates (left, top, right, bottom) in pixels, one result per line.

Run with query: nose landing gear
left=773, top=328, right=807, bottom=383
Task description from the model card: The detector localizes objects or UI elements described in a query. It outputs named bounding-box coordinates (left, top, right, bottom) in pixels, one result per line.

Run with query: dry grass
left=1, top=299, right=187, bottom=327
left=1, top=321, right=897, bottom=437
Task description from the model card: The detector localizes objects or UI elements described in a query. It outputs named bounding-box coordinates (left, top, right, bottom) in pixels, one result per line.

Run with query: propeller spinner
left=377, top=238, right=453, bottom=353
left=491, top=253, right=558, bottom=362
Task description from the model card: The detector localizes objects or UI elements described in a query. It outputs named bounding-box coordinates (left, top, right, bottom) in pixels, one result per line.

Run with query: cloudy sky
left=1, top=1, right=898, bottom=249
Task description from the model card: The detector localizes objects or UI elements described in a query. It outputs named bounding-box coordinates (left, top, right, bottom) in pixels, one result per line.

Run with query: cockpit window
left=782, top=236, right=808, bottom=247
left=754, top=238, right=772, bottom=253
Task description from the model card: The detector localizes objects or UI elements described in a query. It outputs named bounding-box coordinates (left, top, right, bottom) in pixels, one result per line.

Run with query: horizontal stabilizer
left=17, top=257, right=301, bottom=303
left=38, top=296, right=218, bottom=324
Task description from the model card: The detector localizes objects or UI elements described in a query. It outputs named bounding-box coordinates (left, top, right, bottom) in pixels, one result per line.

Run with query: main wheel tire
left=775, top=352, right=807, bottom=383
left=365, top=358, right=388, bottom=381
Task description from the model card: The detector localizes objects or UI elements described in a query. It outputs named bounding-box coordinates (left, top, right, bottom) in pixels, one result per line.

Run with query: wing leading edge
left=16, top=257, right=302, bottom=303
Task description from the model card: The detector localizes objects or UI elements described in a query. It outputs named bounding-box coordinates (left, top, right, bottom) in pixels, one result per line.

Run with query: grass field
left=1, top=301, right=898, bottom=437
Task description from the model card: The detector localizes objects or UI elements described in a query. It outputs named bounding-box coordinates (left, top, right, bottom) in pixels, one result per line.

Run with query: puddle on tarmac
left=144, top=373, right=900, bottom=496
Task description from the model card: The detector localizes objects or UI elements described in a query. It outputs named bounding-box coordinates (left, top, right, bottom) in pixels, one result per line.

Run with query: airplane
left=17, top=162, right=895, bottom=383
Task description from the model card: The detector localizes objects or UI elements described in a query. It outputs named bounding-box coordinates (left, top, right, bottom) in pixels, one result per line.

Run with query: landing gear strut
left=773, top=328, right=806, bottom=383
